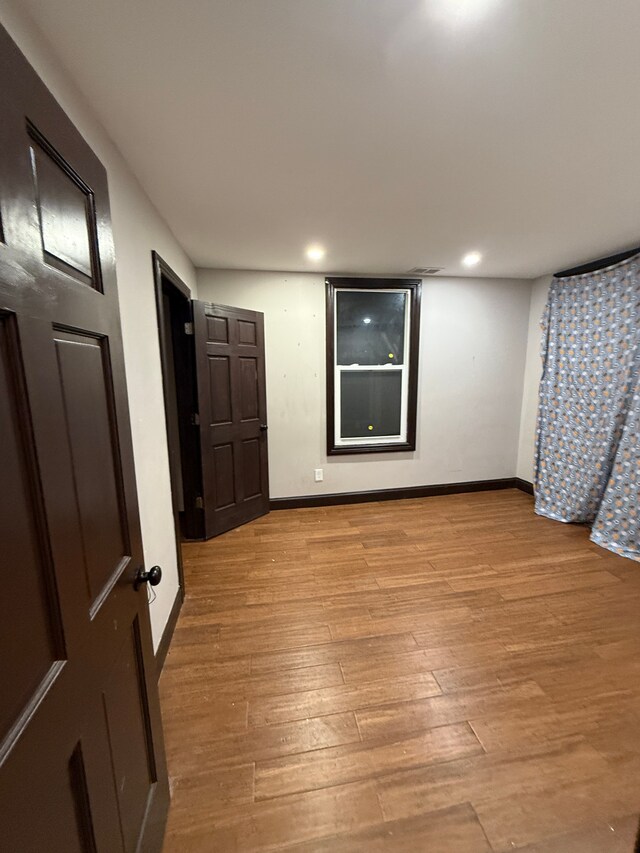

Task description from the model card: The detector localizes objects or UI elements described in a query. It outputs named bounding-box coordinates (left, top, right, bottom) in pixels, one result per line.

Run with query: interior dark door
left=0, top=25, right=169, bottom=852
left=193, top=301, right=270, bottom=537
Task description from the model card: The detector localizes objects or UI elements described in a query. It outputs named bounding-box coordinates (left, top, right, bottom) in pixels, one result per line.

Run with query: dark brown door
left=193, top=301, right=270, bottom=537
left=0, top=25, right=169, bottom=852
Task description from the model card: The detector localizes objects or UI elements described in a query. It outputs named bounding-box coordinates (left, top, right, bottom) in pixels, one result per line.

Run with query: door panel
left=68, top=743, right=100, bottom=852
left=242, top=437, right=262, bottom=499
left=102, top=619, right=157, bottom=852
left=237, top=318, right=257, bottom=346
left=209, top=354, right=232, bottom=423
left=207, top=314, right=228, bottom=343
left=213, top=443, right=236, bottom=509
left=30, top=125, right=100, bottom=287
left=11, top=746, right=94, bottom=853
left=54, top=329, right=129, bottom=607
left=193, top=301, right=269, bottom=537
left=239, top=356, right=259, bottom=420
left=0, top=314, right=64, bottom=745
left=0, top=23, right=169, bottom=852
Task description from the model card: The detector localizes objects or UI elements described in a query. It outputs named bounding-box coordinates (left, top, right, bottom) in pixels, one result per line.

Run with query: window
left=326, top=277, right=421, bottom=455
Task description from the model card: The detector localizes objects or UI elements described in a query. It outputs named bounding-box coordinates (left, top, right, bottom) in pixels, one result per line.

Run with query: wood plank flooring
left=160, top=489, right=640, bottom=852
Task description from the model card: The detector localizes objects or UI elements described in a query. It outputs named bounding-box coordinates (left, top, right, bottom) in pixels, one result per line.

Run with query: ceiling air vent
left=407, top=266, right=443, bottom=276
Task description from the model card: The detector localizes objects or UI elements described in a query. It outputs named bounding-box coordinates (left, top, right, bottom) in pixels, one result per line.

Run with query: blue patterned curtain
left=534, top=253, right=640, bottom=561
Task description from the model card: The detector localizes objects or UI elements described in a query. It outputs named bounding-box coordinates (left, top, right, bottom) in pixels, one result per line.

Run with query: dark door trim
left=152, top=252, right=200, bottom=596
left=325, top=277, right=421, bottom=455
left=153, top=251, right=192, bottom=299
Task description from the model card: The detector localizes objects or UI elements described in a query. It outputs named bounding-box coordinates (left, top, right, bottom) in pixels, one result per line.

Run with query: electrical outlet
left=314, top=468, right=323, bottom=482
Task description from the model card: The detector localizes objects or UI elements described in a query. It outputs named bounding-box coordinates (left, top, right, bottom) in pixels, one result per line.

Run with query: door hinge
left=194, top=496, right=204, bottom=510
left=184, top=321, right=194, bottom=335
left=191, top=412, right=200, bottom=426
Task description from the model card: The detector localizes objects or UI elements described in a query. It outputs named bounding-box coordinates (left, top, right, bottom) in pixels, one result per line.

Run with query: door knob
left=134, top=565, right=163, bottom=590
left=259, top=424, right=268, bottom=431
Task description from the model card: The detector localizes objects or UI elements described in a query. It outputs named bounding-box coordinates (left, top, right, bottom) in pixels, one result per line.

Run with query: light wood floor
left=160, top=489, right=640, bottom=852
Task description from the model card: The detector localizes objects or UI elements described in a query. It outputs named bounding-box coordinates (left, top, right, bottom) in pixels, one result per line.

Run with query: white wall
left=196, top=269, right=532, bottom=498
left=1, top=4, right=197, bottom=649
left=516, top=275, right=552, bottom=483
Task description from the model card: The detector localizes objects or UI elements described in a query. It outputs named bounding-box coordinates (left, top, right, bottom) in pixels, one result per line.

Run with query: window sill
left=328, top=440, right=416, bottom=456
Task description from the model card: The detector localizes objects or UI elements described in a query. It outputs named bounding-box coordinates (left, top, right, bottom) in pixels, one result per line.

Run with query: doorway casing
left=152, top=251, right=202, bottom=595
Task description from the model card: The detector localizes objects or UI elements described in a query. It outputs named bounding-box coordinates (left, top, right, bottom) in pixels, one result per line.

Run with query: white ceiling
left=15, top=0, right=640, bottom=278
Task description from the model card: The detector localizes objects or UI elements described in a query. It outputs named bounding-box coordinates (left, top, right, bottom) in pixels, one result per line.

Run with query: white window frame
left=333, top=287, right=411, bottom=448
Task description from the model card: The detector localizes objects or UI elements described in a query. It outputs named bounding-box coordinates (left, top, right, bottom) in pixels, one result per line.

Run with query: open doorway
left=153, top=254, right=271, bottom=554
left=152, top=252, right=202, bottom=580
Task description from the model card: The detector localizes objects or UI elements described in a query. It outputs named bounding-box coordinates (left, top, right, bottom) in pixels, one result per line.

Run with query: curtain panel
left=534, top=253, right=640, bottom=561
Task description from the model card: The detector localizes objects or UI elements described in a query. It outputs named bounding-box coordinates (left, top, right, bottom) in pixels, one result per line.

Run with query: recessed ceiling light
left=462, top=251, right=482, bottom=267
left=306, top=245, right=325, bottom=262
left=430, top=0, right=501, bottom=25
left=363, top=317, right=372, bottom=324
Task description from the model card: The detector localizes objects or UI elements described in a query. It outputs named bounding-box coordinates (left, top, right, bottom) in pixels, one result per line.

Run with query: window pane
left=340, top=370, right=402, bottom=438
left=336, top=290, right=406, bottom=365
